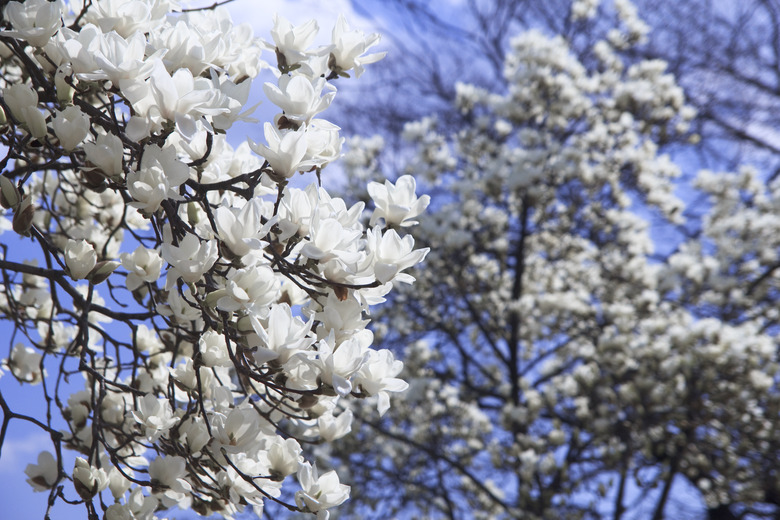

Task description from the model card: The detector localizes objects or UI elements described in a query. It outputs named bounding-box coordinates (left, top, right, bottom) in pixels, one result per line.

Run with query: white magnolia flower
left=161, top=233, right=218, bottom=289
left=65, top=239, right=97, bottom=280
left=304, top=119, right=344, bottom=169
left=2, top=83, right=37, bottom=123
left=85, top=31, right=161, bottom=87
left=120, top=245, right=163, bottom=291
left=130, top=394, right=179, bottom=440
left=249, top=303, right=315, bottom=365
left=315, top=335, right=367, bottom=396
left=317, top=410, right=354, bottom=442
left=1, top=0, right=64, bottom=48
left=330, top=15, right=386, bottom=77
left=148, top=65, right=228, bottom=139
left=148, top=455, right=193, bottom=509
left=52, top=106, right=90, bottom=151
left=263, top=75, right=335, bottom=124
left=368, top=175, right=431, bottom=227
left=268, top=437, right=302, bottom=479
left=295, top=463, right=350, bottom=514
left=216, top=265, right=280, bottom=314
left=270, top=15, right=319, bottom=67
left=127, top=144, right=189, bottom=214
left=300, top=216, right=362, bottom=264
left=249, top=122, right=317, bottom=179
left=107, top=465, right=133, bottom=500
left=73, top=457, right=109, bottom=500
left=353, top=349, right=409, bottom=416
left=1, top=83, right=46, bottom=138
left=198, top=330, right=230, bottom=368
left=25, top=451, right=58, bottom=491
left=83, top=132, right=125, bottom=179
left=214, top=197, right=273, bottom=259
left=211, top=406, right=267, bottom=455
left=82, top=0, right=171, bottom=37
left=5, top=344, right=45, bottom=384
left=45, top=25, right=101, bottom=75
left=366, top=227, right=429, bottom=284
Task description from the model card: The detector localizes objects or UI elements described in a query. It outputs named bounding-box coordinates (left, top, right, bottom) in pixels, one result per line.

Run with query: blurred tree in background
left=297, top=1, right=780, bottom=519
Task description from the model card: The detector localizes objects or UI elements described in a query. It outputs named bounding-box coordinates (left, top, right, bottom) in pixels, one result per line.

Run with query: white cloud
left=0, top=431, right=52, bottom=473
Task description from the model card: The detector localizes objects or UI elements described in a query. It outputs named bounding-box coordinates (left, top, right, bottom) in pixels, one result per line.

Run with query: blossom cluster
left=0, top=1, right=427, bottom=519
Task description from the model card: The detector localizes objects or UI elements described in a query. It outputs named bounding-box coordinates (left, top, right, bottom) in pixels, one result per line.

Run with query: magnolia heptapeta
left=0, top=1, right=428, bottom=519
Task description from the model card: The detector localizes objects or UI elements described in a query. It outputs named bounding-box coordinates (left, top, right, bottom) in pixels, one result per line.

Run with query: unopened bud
left=187, top=202, right=201, bottom=225
left=12, top=196, right=35, bottom=236
left=23, top=107, right=47, bottom=140
left=55, top=64, right=75, bottom=104
left=205, top=289, right=226, bottom=308
left=87, top=260, right=120, bottom=284
left=0, top=175, right=20, bottom=209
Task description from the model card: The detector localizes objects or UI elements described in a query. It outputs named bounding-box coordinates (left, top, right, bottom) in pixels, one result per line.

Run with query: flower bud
left=52, top=106, right=89, bottom=151
left=88, top=260, right=120, bottom=285
left=64, top=239, right=97, bottom=280
left=205, top=289, right=227, bottom=308
left=12, top=196, right=34, bottom=236
left=2, top=83, right=38, bottom=123
left=83, top=133, right=124, bottom=180
left=55, top=64, right=74, bottom=104
left=72, top=457, right=108, bottom=500
left=22, top=106, right=47, bottom=140
left=0, top=175, right=20, bottom=209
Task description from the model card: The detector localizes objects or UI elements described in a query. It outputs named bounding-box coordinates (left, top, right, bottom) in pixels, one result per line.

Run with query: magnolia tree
left=321, top=1, right=780, bottom=519
left=0, top=1, right=429, bottom=519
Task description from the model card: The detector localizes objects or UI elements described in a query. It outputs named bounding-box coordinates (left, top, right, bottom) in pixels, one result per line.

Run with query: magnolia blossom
left=269, top=15, right=319, bottom=67
left=85, top=31, right=161, bottom=87
left=161, top=233, right=218, bottom=288
left=83, top=132, right=124, bottom=179
left=120, top=245, right=163, bottom=291
left=148, top=455, right=193, bottom=509
left=268, top=437, right=303, bottom=479
left=64, top=239, right=97, bottom=280
left=295, top=463, right=350, bottom=515
left=249, top=123, right=316, bottom=179
left=0, top=5, right=425, bottom=519
left=215, top=265, right=281, bottom=313
left=82, top=0, right=171, bottom=37
left=317, top=410, right=354, bottom=442
left=1, top=0, right=64, bottom=48
left=24, top=451, right=58, bottom=491
left=73, top=458, right=109, bottom=500
left=365, top=228, right=429, bottom=284
left=214, top=198, right=272, bottom=259
left=264, top=75, right=336, bottom=124
left=368, top=175, right=431, bottom=227
left=52, top=106, right=90, bottom=151
left=130, top=394, right=179, bottom=440
left=1, top=83, right=47, bottom=138
left=127, top=144, right=189, bottom=214
left=329, top=15, right=386, bottom=77
left=249, top=303, right=316, bottom=365
left=353, top=350, right=408, bottom=416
